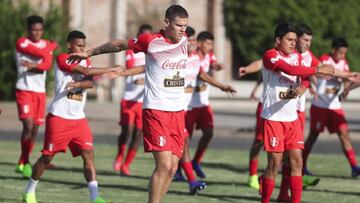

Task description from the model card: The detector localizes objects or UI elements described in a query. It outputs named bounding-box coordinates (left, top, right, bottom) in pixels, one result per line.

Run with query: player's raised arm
left=238, top=59, right=262, bottom=78
left=198, top=70, right=236, bottom=96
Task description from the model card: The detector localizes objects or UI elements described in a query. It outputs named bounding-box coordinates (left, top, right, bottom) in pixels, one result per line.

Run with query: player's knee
left=290, top=158, right=303, bottom=171
left=23, top=120, right=34, bottom=132
left=157, top=161, right=172, bottom=174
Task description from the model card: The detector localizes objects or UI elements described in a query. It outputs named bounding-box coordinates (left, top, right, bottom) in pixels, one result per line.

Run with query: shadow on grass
left=306, top=187, right=360, bottom=197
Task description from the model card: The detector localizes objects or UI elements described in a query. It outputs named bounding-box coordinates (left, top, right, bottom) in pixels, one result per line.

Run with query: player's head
left=274, top=22, right=297, bottom=55
left=296, top=23, right=313, bottom=53
left=164, top=5, right=188, bottom=43
left=27, top=15, right=44, bottom=42
left=197, top=31, right=214, bottom=55
left=186, top=26, right=197, bottom=53
left=331, top=37, right=348, bottom=61
left=138, top=24, right=153, bottom=36
left=67, top=30, right=86, bottom=54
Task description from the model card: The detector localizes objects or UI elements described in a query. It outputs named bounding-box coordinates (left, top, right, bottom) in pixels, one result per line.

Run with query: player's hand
left=68, top=52, right=90, bottom=63
left=212, top=63, right=225, bottom=71
left=20, top=60, right=37, bottom=69
left=348, top=72, right=360, bottom=84
left=317, top=64, right=335, bottom=76
left=250, top=91, right=257, bottom=101
left=65, top=80, right=79, bottom=91
left=221, top=85, right=237, bottom=97
left=309, top=87, right=318, bottom=101
left=134, top=78, right=145, bottom=85
left=238, top=67, right=248, bottom=78
left=294, top=86, right=307, bottom=97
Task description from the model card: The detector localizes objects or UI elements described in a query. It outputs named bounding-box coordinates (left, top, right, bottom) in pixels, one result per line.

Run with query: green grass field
left=0, top=140, right=359, bottom=203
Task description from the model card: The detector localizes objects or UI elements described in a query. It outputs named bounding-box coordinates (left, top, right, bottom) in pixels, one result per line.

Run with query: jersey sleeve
left=16, top=37, right=50, bottom=58
left=310, top=51, right=320, bottom=67
left=127, top=33, right=156, bottom=54
left=37, top=53, right=53, bottom=71
left=263, top=50, right=316, bottom=77
left=57, top=53, right=78, bottom=73
left=209, top=52, right=217, bottom=65
left=344, top=59, right=350, bottom=72
left=125, top=50, right=135, bottom=69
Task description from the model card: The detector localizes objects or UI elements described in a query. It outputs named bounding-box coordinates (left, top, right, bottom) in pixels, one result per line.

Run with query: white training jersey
left=48, top=53, right=91, bottom=119
left=122, top=50, right=145, bottom=102
left=261, top=49, right=303, bottom=122
left=184, top=52, right=202, bottom=110
left=128, top=31, right=188, bottom=111
left=15, top=37, right=53, bottom=93
left=311, top=54, right=349, bottom=110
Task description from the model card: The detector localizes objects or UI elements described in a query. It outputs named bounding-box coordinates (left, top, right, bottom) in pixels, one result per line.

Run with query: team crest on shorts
left=159, top=136, right=166, bottom=147
left=270, top=137, right=279, bottom=147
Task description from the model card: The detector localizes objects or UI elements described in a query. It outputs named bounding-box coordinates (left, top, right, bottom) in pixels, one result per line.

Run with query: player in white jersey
left=22, top=31, right=121, bottom=203
left=68, top=5, right=191, bottom=203
left=113, top=24, right=152, bottom=175
left=15, top=15, right=58, bottom=178
left=173, top=26, right=236, bottom=194
left=259, top=22, right=345, bottom=203
left=303, top=37, right=360, bottom=178
left=191, top=31, right=225, bottom=178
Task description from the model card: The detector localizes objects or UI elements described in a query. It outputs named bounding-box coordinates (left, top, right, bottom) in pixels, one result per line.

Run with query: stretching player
left=15, top=15, right=57, bottom=178
left=303, top=37, right=360, bottom=178
left=113, top=24, right=153, bottom=175
left=22, top=31, right=120, bottom=203
left=68, top=5, right=191, bottom=203
left=191, top=31, right=225, bottom=178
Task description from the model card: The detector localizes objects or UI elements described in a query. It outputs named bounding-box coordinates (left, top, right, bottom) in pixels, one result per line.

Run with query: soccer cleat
left=91, top=196, right=112, bottom=203
left=189, top=180, right=207, bottom=195
left=173, top=168, right=186, bottom=182
left=192, top=161, right=206, bottom=178
left=120, top=165, right=130, bottom=176
left=247, top=175, right=260, bottom=189
left=23, top=192, right=38, bottom=203
left=303, top=175, right=320, bottom=189
left=258, top=175, right=263, bottom=195
left=303, top=167, right=314, bottom=176
left=351, top=166, right=360, bottom=178
left=112, top=158, right=122, bottom=172
left=22, top=163, right=32, bottom=178
left=15, top=163, right=24, bottom=174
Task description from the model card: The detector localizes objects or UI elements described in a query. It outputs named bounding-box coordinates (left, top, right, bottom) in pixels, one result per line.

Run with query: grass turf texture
left=0, top=140, right=359, bottom=203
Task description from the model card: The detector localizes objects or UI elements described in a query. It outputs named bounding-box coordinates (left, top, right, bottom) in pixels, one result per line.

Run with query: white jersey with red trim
left=261, top=49, right=302, bottom=122
left=123, top=50, right=145, bottom=102
left=128, top=31, right=188, bottom=111
left=193, top=52, right=217, bottom=107
left=312, top=54, right=349, bottom=110
left=184, top=53, right=202, bottom=110
left=48, top=53, right=91, bottom=119
left=15, top=38, right=52, bottom=93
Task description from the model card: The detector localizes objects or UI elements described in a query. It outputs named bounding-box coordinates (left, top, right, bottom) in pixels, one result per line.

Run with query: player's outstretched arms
left=68, top=39, right=129, bottom=63
left=65, top=79, right=94, bottom=90
left=199, top=71, right=236, bottom=97
left=238, top=59, right=262, bottom=78
left=72, top=65, right=124, bottom=77
left=118, top=66, right=145, bottom=77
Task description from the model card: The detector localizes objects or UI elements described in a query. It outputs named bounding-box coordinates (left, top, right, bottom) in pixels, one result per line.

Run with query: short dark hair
left=296, top=23, right=312, bottom=37
left=165, top=5, right=188, bottom=21
left=138, top=24, right=153, bottom=35
left=27, top=15, right=43, bottom=28
left=67, top=30, right=86, bottom=42
left=197, top=31, right=214, bottom=41
left=332, top=37, right=348, bottom=49
left=274, top=22, right=297, bottom=39
left=185, top=26, right=195, bottom=37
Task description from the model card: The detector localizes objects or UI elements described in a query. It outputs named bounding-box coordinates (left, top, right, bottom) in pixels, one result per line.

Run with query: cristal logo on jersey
left=67, top=90, right=84, bottom=101
left=279, top=86, right=297, bottom=100
left=164, top=71, right=185, bottom=87
left=270, top=137, right=279, bottom=147
left=162, top=59, right=187, bottom=70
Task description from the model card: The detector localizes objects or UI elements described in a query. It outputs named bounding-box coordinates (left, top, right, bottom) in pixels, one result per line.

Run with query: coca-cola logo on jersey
left=162, top=59, right=187, bottom=70
left=279, top=75, right=297, bottom=84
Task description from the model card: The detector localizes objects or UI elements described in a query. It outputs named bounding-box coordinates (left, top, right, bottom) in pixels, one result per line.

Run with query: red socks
left=182, top=161, right=196, bottom=182
left=249, top=159, right=258, bottom=176
left=123, top=149, right=137, bottom=167
left=261, top=178, right=275, bottom=203
left=345, top=149, right=358, bottom=167
left=116, top=145, right=126, bottom=161
left=278, top=164, right=290, bottom=199
left=290, top=176, right=302, bottom=203
left=19, top=138, right=35, bottom=164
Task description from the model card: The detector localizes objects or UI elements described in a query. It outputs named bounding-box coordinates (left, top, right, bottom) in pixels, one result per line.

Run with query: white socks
left=88, top=181, right=99, bottom=201
left=25, top=178, right=39, bottom=193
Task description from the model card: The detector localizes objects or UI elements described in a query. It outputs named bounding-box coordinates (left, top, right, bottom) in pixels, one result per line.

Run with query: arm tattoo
left=90, top=40, right=127, bottom=56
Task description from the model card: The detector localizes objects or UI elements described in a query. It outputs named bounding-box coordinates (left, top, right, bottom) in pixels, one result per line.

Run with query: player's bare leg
left=121, top=128, right=142, bottom=175
left=148, top=151, right=177, bottom=203
left=248, top=139, right=263, bottom=189
left=337, top=129, right=360, bottom=177
left=261, top=152, right=283, bottom=203
left=192, top=128, right=213, bottom=178
left=303, top=130, right=320, bottom=175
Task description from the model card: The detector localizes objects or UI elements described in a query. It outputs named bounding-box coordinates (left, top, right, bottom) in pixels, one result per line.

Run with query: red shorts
left=310, top=105, right=348, bottom=134
left=119, top=99, right=143, bottom=129
left=42, top=114, right=93, bottom=157
left=142, top=109, right=186, bottom=158
left=255, top=102, right=264, bottom=141
left=263, top=119, right=304, bottom=152
left=15, top=89, right=46, bottom=125
left=185, top=105, right=214, bottom=136
left=297, top=111, right=306, bottom=133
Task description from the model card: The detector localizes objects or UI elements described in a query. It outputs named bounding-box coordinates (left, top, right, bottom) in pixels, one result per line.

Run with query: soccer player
left=260, top=22, right=340, bottom=203
left=191, top=31, right=225, bottom=178
left=175, top=26, right=236, bottom=194
left=303, top=37, right=360, bottom=178
left=113, top=24, right=153, bottom=175
left=15, top=15, right=58, bottom=178
left=22, top=30, right=120, bottom=203
left=68, top=5, right=190, bottom=203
